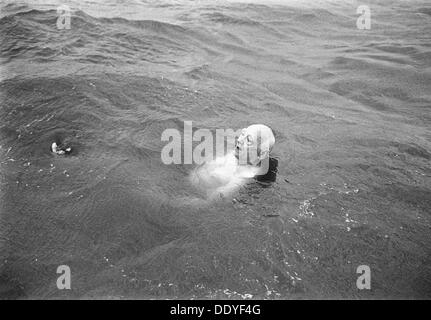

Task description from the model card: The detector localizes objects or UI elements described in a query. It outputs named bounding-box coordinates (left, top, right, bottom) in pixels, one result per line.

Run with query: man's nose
left=236, top=137, right=244, bottom=146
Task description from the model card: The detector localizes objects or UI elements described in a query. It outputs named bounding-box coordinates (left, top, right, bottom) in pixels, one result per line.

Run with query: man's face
left=234, top=127, right=261, bottom=165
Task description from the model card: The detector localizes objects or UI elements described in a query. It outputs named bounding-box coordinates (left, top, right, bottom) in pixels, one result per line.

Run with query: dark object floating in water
left=262, top=213, right=280, bottom=217
left=51, top=142, right=72, bottom=155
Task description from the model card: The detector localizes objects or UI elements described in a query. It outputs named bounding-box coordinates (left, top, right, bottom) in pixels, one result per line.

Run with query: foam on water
left=189, top=151, right=260, bottom=199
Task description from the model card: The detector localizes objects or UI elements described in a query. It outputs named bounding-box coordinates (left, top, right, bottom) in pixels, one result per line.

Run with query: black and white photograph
left=0, top=0, right=430, bottom=302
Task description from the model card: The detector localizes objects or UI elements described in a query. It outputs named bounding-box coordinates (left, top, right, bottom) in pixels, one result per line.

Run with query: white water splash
left=189, top=151, right=260, bottom=199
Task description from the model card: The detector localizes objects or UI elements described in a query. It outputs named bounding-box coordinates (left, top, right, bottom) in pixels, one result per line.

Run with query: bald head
left=235, top=124, right=275, bottom=166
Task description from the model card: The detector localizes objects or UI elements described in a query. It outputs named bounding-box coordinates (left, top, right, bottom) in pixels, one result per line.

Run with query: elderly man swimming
left=190, top=124, right=276, bottom=198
